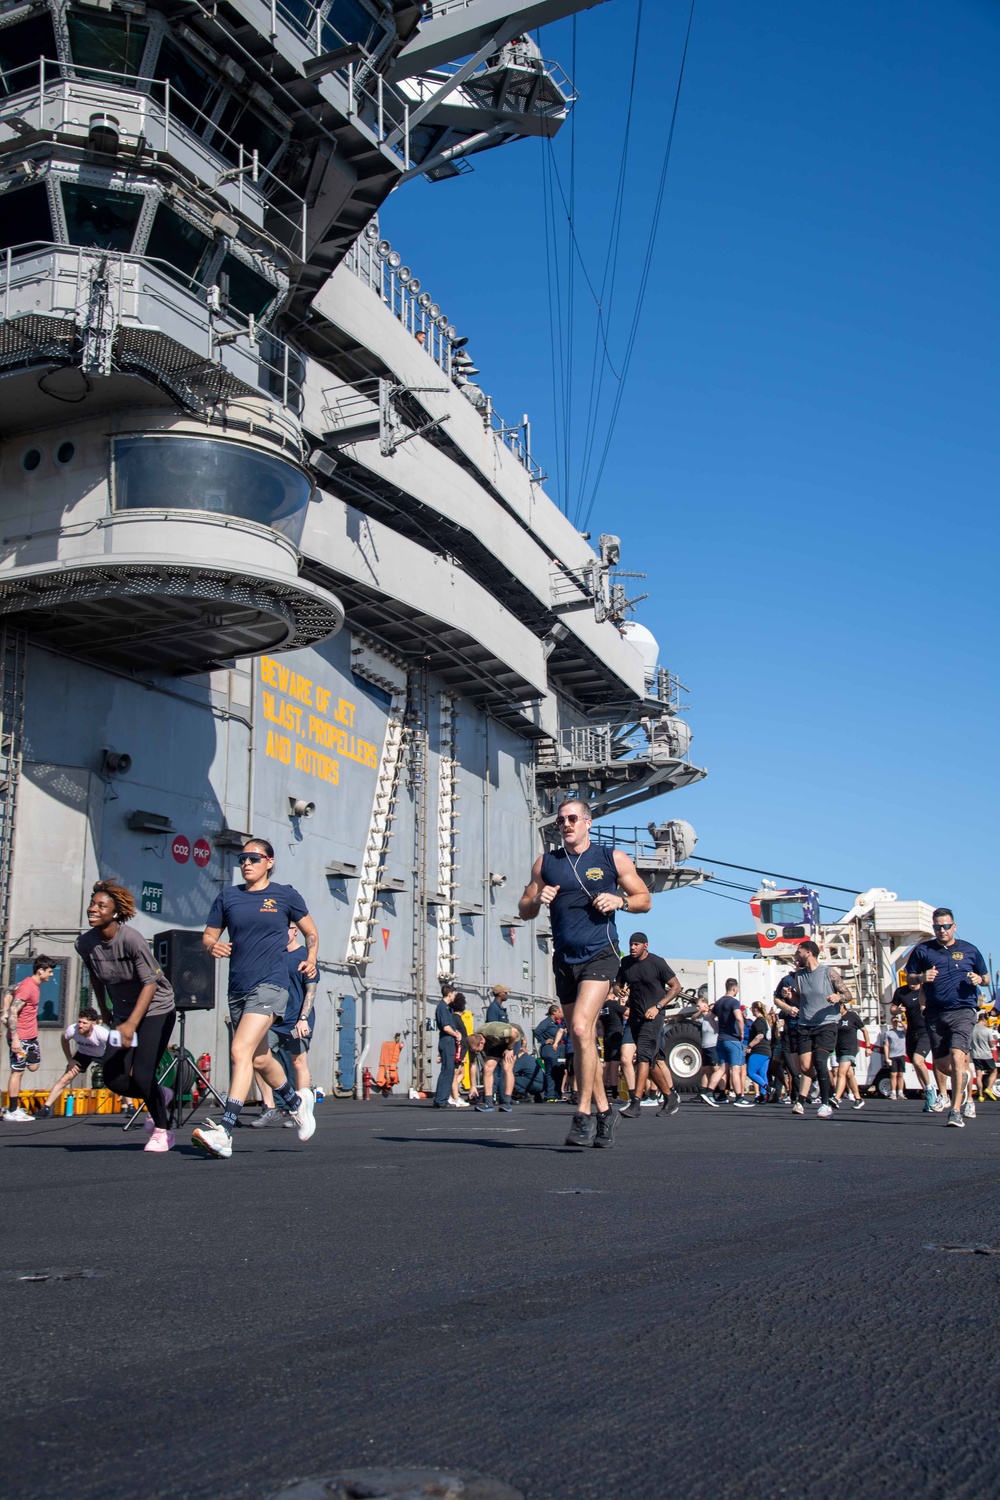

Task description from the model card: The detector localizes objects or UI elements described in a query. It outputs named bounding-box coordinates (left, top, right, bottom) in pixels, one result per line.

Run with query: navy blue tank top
left=540, top=843, right=620, bottom=965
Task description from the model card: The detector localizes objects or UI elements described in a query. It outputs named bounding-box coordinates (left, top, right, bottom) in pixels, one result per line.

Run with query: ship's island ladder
left=0, top=627, right=26, bottom=977
left=435, top=694, right=459, bottom=980
left=346, top=687, right=407, bottom=967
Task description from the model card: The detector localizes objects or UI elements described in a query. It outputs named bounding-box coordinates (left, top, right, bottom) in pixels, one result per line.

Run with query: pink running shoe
left=144, top=1088, right=174, bottom=1132
left=144, top=1127, right=175, bottom=1153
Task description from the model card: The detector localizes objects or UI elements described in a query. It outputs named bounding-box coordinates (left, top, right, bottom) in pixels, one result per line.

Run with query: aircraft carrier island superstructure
left=0, top=0, right=706, bottom=1092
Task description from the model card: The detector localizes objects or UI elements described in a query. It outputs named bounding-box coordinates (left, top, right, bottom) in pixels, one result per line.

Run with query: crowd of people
left=2, top=799, right=993, bottom=1152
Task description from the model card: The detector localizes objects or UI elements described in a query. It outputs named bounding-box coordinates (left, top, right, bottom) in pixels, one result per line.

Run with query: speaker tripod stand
left=122, top=1009, right=226, bottom=1132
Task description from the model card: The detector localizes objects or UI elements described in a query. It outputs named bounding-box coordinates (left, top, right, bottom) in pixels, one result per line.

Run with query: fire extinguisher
left=192, top=1053, right=211, bottom=1106
left=362, top=1067, right=372, bottom=1101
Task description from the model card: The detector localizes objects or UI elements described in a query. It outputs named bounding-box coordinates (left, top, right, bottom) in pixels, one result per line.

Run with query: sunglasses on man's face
left=556, top=814, right=586, bottom=826
left=933, top=922, right=954, bottom=931
left=238, top=852, right=265, bottom=865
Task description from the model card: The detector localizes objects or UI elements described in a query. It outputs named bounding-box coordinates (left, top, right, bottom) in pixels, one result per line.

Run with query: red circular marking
left=192, top=838, right=211, bottom=868
left=172, top=835, right=191, bottom=864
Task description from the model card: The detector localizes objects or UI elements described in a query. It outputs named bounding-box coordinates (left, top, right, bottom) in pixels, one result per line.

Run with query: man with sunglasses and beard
left=519, top=798, right=650, bottom=1148
left=905, top=907, right=988, bottom=1129
left=193, top=838, right=320, bottom=1158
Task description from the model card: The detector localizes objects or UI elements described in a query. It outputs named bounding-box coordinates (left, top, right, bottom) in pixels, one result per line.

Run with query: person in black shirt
left=617, top=933, right=681, bottom=1118
left=432, top=981, right=464, bottom=1108
left=833, top=1000, right=869, bottom=1109
left=600, top=989, right=627, bottom=1100
left=894, top=982, right=937, bottom=1110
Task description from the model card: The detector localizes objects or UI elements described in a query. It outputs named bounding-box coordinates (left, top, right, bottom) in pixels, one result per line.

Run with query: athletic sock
left=274, top=1080, right=301, bottom=1113
left=221, top=1097, right=244, bottom=1134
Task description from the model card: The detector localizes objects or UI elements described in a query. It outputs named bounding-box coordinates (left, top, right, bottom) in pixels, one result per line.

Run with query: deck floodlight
left=417, top=291, right=431, bottom=310
left=376, top=239, right=391, bottom=258
left=387, top=251, right=401, bottom=269
left=88, top=112, right=120, bottom=154
left=408, top=278, right=420, bottom=294
left=397, top=267, right=411, bottom=285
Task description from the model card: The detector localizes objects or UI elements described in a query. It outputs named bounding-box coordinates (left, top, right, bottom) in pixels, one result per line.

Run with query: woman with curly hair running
left=76, top=879, right=177, bottom=1152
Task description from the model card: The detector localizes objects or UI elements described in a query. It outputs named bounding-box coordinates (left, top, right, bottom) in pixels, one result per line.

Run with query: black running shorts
left=553, top=944, right=620, bottom=1007
left=628, top=1014, right=665, bottom=1065
left=795, top=1022, right=838, bottom=1057
left=906, top=1027, right=931, bottom=1060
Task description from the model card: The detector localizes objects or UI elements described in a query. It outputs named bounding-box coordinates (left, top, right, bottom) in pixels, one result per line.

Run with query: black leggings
left=796, top=1047, right=832, bottom=1106
left=103, top=1012, right=176, bottom=1129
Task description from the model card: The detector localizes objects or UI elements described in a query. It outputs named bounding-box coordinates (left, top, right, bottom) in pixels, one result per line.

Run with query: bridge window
left=146, top=202, right=212, bottom=287
left=0, top=183, right=53, bottom=253
left=151, top=38, right=219, bottom=131
left=217, top=252, right=277, bottom=319
left=61, top=182, right=144, bottom=251
left=0, top=11, right=58, bottom=97
left=214, top=98, right=284, bottom=170
left=66, top=10, right=149, bottom=83
left=113, top=435, right=312, bottom=545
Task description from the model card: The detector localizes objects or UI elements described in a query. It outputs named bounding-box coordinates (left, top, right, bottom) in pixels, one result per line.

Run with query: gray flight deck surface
left=3, top=1099, right=997, bottom=1500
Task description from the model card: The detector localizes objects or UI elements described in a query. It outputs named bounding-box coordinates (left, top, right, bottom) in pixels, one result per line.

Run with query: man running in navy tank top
left=519, top=797, right=650, bottom=1148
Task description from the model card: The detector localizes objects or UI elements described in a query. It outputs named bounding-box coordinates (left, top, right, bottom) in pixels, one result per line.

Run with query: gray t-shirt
left=971, top=1022, right=995, bottom=1061
left=789, top=964, right=840, bottom=1027
left=76, top=925, right=175, bottom=1025
left=886, top=1025, right=907, bottom=1059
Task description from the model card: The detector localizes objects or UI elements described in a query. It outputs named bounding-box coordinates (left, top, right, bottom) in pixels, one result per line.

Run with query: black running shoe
left=620, top=1098, right=642, bottom=1118
left=37, top=1104, right=53, bottom=1119
left=564, top=1113, right=597, bottom=1148
left=593, top=1107, right=618, bottom=1149
left=659, top=1090, right=681, bottom=1117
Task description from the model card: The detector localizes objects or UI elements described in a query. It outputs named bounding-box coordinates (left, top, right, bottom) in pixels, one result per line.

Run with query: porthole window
left=56, top=441, right=76, bottom=466
left=21, top=448, right=42, bottom=472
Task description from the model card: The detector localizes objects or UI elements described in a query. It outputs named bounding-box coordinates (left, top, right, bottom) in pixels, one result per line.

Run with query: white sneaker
left=191, top=1120, right=233, bottom=1158
left=931, top=1095, right=948, bottom=1113
left=4, top=1106, right=33, bottom=1121
left=817, top=1104, right=833, bottom=1118
left=962, top=1100, right=976, bottom=1119
left=289, top=1087, right=316, bottom=1142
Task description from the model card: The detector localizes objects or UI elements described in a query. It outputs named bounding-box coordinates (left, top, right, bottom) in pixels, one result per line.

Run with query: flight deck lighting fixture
left=302, top=42, right=367, bottom=81
left=88, top=112, right=120, bottom=154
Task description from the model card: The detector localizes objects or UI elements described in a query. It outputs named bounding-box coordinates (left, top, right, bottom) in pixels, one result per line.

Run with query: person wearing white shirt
left=36, top=1007, right=133, bottom=1118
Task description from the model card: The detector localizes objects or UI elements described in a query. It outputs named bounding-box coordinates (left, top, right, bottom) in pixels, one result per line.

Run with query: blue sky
left=382, top=0, right=1000, bottom=967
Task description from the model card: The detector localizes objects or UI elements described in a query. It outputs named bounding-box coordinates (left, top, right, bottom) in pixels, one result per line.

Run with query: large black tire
left=660, top=1023, right=704, bottom=1093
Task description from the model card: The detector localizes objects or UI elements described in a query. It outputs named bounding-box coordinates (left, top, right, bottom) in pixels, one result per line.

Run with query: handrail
left=0, top=241, right=305, bottom=411
left=0, top=57, right=307, bottom=254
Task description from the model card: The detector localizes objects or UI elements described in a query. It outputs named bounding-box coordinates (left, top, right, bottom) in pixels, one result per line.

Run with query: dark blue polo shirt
left=906, top=939, right=987, bottom=1014
left=486, top=998, right=509, bottom=1023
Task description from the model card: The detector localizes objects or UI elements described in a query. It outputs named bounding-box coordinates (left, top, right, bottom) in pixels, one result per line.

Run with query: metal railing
left=344, top=231, right=455, bottom=373
left=344, top=228, right=545, bottom=480
left=1, top=57, right=308, bottom=256
left=0, top=241, right=306, bottom=412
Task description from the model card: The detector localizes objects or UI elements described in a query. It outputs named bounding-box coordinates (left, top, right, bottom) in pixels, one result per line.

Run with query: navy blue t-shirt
left=207, top=881, right=308, bottom=998
left=435, top=999, right=458, bottom=1035
left=540, top=843, right=620, bottom=964
left=713, top=995, right=744, bottom=1039
left=906, top=939, right=987, bottom=1014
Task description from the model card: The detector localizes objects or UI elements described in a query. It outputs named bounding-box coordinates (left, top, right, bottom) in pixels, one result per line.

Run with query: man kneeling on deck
left=467, top=1021, right=523, bottom=1115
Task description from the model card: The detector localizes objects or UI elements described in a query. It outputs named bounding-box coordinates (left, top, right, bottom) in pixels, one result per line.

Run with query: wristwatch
left=620, top=894, right=630, bottom=913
